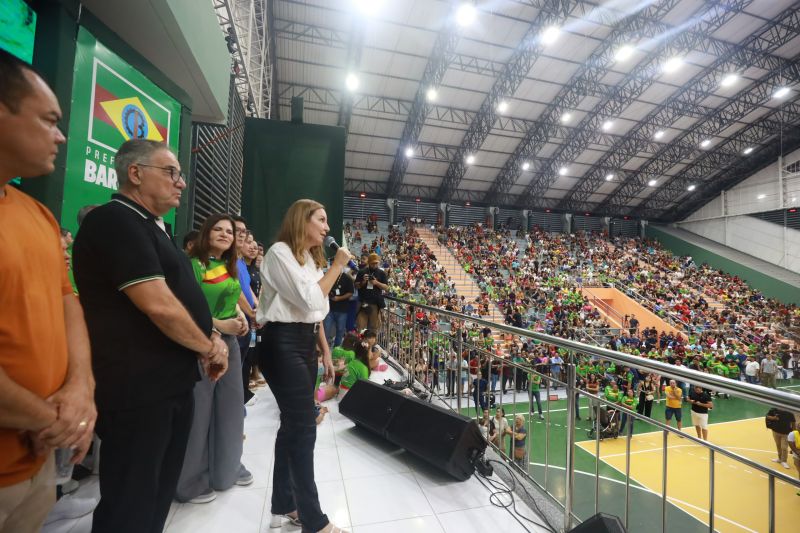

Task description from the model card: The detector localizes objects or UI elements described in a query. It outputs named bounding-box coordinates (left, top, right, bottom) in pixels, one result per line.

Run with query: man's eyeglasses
left=135, top=163, right=186, bottom=183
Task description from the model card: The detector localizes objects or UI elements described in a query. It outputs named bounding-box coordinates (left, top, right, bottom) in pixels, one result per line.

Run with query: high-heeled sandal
left=269, top=513, right=302, bottom=528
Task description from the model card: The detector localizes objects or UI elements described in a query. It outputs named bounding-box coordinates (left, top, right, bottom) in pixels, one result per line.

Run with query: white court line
left=598, top=444, right=696, bottom=459
left=561, top=449, right=761, bottom=533
left=529, top=463, right=711, bottom=530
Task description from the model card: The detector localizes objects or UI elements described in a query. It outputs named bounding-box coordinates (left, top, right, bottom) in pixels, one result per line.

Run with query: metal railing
left=378, top=295, right=800, bottom=533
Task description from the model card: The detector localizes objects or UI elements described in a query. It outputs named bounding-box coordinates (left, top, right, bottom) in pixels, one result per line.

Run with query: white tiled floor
left=43, top=368, right=550, bottom=533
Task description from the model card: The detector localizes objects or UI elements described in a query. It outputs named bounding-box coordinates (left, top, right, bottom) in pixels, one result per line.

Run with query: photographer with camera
left=355, top=253, right=388, bottom=331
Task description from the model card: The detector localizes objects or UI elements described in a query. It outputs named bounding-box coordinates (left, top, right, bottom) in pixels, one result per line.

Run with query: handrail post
left=457, top=334, right=463, bottom=413
left=624, top=417, right=632, bottom=530
left=594, top=403, right=600, bottom=515
left=410, top=304, right=417, bottom=385
left=544, top=370, right=551, bottom=492
left=769, top=474, right=775, bottom=533
left=564, top=363, right=577, bottom=532
left=709, top=448, right=715, bottom=533
left=662, top=430, right=668, bottom=533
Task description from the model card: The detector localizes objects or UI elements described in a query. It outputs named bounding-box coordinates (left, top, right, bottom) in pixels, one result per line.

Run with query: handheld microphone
left=324, top=236, right=358, bottom=271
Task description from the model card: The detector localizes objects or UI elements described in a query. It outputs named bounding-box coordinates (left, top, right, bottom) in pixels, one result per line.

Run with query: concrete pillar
left=386, top=198, right=396, bottom=225
left=486, top=206, right=496, bottom=229
left=521, top=209, right=529, bottom=233
left=563, top=213, right=573, bottom=234
left=439, top=202, right=447, bottom=227
left=639, top=219, right=648, bottom=239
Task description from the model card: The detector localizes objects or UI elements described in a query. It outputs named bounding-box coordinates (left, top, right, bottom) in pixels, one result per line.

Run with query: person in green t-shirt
left=331, top=333, right=359, bottom=385
left=179, top=213, right=251, bottom=502
left=529, top=371, right=544, bottom=419
left=618, top=388, right=638, bottom=434
left=339, top=341, right=371, bottom=394
left=604, top=381, right=622, bottom=404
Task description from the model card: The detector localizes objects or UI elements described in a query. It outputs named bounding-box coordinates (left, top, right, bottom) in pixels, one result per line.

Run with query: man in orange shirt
left=0, top=49, right=96, bottom=532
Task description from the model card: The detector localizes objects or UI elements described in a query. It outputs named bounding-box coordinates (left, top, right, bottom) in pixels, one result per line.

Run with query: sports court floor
left=460, top=381, right=800, bottom=532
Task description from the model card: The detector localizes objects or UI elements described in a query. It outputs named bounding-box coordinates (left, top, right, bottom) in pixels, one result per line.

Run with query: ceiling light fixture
left=605, top=173, right=614, bottom=181
left=720, top=73, right=739, bottom=88
left=700, top=139, right=712, bottom=148
left=687, top=184, right=696, bottom=191
left=522, top=162, right=530, bottom=171
left=497, top=100, right=509, bottom=113
left=757, top=193, right=766, bottom=200
left=602, top=120, right=614, bottom=131
left=456, top=3, right=477, bottom=27
left=426, top=87, right=437, bottom=102
left=743, top=147, right=754, bottom=155
left=559, top=166, right=569, bottom=176
left=648, top=179, right=657, bottom=187
left=615, top=45, right=634, bottom=62
left=352, top=0, right=383, bottom=17
left=774, top=86, right=791, bottom=99
left=654, top=130, right=665, bottom=140
left=662, top=56, right=684, bottom=74
left=561, top=112, right=572, bottom=123
left=404, top=147, right=414, bottom=158
left=541, top=26, right=561, bottom=45
left=345, top=73, right=359, bottom=92
left=466, top=154, right=475, bottom=165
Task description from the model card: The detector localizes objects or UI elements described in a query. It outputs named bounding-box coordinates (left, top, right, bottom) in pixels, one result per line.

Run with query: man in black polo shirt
left=355, top=253, right=388, bottom=331
left=72, top=139, right=228, bottom=533
left=688, top=385, right=713, bottom=441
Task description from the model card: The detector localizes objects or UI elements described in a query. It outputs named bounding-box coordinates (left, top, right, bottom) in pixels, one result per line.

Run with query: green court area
left=459, top=379, right=797, bottom=532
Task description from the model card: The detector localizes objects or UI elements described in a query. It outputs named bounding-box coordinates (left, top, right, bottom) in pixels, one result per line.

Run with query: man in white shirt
left=745, top=357, right=760, bottom=385
left=760, top=354, right=778, bottom=389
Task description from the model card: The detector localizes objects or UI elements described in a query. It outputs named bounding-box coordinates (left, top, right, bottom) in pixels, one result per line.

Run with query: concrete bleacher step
left=416, top=228, right=509, bottom=354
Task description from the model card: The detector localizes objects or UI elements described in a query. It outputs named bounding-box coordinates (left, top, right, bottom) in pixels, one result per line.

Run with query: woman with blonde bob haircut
left=256, top=199, right=352, bottom=533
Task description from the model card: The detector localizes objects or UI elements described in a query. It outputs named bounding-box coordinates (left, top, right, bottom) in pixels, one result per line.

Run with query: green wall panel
left=646, top=226, right=800, bottom=305
left=241, top=118, right=345, bottom=246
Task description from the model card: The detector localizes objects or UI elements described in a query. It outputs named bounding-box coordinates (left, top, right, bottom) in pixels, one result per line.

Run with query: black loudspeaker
left=339, top=380, right=486, bottom=481
left=569, top=513, right=626, bottom=533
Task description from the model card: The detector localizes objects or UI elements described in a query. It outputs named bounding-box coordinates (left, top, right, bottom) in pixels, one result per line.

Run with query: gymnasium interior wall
left=674, top=147, right=800, bottom=275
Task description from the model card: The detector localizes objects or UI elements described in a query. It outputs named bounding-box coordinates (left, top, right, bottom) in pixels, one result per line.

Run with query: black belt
left=266, top=322, right=320, bottom=333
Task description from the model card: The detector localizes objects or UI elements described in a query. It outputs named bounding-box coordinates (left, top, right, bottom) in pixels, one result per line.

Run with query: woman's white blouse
left=256, top=241, right=329, bottom=324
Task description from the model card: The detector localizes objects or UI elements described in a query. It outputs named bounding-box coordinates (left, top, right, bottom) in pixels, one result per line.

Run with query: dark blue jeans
left=323, top=311, right=348, bottom=347
left=258, top=323, right=328, bottom=531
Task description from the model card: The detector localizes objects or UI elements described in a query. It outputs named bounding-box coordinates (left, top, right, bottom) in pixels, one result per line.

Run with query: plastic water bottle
left=249, top=328, right=256, bottom=347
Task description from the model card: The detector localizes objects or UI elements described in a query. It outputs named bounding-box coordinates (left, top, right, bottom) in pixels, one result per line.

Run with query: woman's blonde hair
left=275, top=199, right=327, bottom=269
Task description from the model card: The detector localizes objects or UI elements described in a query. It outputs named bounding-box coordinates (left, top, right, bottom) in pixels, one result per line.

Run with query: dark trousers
left=91, top=391, right=193, bottom=533
left=239, top=334, right=254, bottom=403
left=258, top=323, right=328, bottom=532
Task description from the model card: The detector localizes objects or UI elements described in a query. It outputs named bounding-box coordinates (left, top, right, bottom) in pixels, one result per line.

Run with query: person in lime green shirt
left=339, top=341, right=371, bottom=395
left=180, top=213, right=251, bottom=502
left=726, top=361, right=741, bottom=381
left=618, top=388, right=638, bottom=434
left=331, top=333, right=359, bottom=385
left=529, top=372, right=544, bottom=419
left=604, top=381, right=622, bottom=404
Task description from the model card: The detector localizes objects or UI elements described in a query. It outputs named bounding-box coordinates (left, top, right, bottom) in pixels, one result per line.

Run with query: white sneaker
left=246, top=395, right=259, bottom=407
left=782, top=462, right=791, bottom=469
left=771, top=458, right=781, bottom=463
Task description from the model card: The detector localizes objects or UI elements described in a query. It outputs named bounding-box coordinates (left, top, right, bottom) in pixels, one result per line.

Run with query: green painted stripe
left=117, top=275, right=165, bottom=291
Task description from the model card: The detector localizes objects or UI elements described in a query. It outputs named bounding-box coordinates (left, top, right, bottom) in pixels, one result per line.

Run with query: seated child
left=338, top=341, right=372, bottom=398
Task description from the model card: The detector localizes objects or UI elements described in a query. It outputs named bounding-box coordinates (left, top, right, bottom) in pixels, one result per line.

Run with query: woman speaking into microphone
left=256, top=199, right=352, bottom=533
